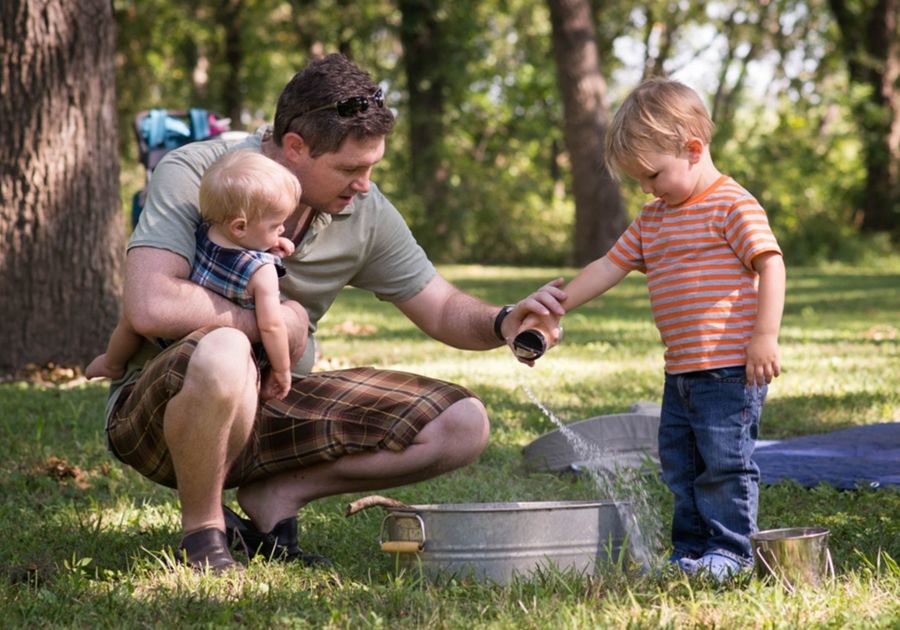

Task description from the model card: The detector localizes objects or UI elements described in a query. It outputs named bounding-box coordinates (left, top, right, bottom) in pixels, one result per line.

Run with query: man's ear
left=282, top=131, right=308, bottom=162
left=684, top=138, right=704, bottom=164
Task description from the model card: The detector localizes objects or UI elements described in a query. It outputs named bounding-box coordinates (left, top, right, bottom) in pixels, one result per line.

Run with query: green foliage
left=2, top=263, right=899, bottom=626
left=722, top=91, right=871, bottom=264
left=113, top=0, right=897, bottom=263
left=391, top=0, right=574, bottom=265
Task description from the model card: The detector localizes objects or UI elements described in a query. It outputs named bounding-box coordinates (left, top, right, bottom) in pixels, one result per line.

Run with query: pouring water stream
left=520, top=381, right=661, bottom=571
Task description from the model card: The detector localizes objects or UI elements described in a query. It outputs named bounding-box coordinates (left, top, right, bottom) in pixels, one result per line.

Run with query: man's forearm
left=396, top=275, right=503, bottom=350
left=397, top=273, right=568, bottom=352
left=124, top=247, right=260, bottom=341
left=440, top=291, right=505, bottom=349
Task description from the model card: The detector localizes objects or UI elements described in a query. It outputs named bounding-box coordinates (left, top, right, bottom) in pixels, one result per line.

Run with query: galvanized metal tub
left=379, top=500, right=632, bottom=584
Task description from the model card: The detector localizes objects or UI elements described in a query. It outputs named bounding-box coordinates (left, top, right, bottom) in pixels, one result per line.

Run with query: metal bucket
left=751, top=527, right=834, bottom=592
left=379, top=500, right=632, bottom=584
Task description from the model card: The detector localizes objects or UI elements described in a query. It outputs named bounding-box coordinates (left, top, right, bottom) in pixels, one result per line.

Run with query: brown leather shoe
left=178, top=527, right=243, bottom=573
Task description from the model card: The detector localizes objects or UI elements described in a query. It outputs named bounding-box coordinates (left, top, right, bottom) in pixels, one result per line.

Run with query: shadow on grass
left=0, top=382, right=592, bottom=588
left=0, top=488, right=178, bottom=587
left=759, top=481, right=900, bottom=570
left=762, top=390, right=899, bottom=438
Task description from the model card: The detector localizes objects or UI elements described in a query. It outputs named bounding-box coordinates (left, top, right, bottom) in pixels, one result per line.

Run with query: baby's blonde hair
left=605, top=78, right=715, bottom=177
left=199, top=150, right=301, bottom=225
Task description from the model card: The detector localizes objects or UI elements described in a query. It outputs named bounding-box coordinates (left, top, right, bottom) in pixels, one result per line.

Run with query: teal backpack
left=131, top=108, right=224, bottom=228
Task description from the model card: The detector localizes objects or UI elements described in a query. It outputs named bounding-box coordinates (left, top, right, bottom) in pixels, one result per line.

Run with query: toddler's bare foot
left=85, top=354, right=124, bottom=380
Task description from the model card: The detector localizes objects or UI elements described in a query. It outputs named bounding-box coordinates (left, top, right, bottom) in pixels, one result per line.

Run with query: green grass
left=2, top=262, right=899, bottom=628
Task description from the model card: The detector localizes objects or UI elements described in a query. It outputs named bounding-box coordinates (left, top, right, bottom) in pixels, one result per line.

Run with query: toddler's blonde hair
left=199, top=150, right=301, bottom=225
left=605, top=78, right=715, bottom=177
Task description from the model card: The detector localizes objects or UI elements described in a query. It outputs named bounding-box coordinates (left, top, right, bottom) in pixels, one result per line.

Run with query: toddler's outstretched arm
left=559, top=255, right=630, bottom=312
left=510, top=255, right=630, bottom=364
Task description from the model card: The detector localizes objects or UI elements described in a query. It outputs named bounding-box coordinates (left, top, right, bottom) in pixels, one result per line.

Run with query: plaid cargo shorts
left=106, top=327, right=476, bottom=489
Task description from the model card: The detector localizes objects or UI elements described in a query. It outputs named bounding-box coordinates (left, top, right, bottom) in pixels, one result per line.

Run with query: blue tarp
left=755, top=422, right=900, bottom=490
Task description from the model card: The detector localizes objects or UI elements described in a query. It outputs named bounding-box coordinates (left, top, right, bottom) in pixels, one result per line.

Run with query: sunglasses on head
left=301, top=88, right=385, bottom=118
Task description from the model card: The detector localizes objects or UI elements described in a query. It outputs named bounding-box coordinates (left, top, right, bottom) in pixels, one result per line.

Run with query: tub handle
left=754, top=546, right=835, bottom=594
left=379, top=513, right=426, bottom=554
left=380, top=541, right=424, bottom=554
left=825, top=547, right=835, bottom=580
left=755, top=546, right=796, bottom=594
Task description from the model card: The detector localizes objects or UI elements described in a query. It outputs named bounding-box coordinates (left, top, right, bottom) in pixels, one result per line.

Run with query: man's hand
left=85, top=353, right=125, bottom=380
left=508, top=310, right=564, bottom=366
left=500, top=278, right=567, bottom=363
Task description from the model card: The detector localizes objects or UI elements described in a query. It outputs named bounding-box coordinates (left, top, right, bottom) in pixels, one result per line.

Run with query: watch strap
left=493, top=304, right=514, bottom=341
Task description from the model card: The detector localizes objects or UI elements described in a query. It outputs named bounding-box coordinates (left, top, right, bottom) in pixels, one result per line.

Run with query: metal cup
left=513, top=329, right=548, bottom=361
left=751, top=527, right=834, bottom=592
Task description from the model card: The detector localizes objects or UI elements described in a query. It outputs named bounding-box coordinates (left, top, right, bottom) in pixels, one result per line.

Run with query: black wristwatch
left=493, top=304, right=515, bottom=341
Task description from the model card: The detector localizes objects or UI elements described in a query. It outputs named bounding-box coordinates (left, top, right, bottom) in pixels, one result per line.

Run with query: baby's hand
left=745, top=333, right=781, bottom=386
left=269, top=237, right=295, bottom=259
left=261, top=369, right=292, bottom=401
left=85, top=353, right=125, bottom=380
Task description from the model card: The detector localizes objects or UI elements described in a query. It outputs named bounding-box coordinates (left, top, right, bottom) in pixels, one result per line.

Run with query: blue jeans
left=659, top=366, right=766, bottom=565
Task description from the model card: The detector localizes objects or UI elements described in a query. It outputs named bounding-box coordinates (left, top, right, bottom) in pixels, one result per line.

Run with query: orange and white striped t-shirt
left=607, top=175, right=782, bottom=374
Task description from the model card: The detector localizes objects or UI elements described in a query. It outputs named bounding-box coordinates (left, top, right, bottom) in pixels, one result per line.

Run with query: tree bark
left=828, top=0, right=900, bottom=234
left=219, top=0, right=245, bottom=129
left=0, top=0, right=124, bottom=372
left=399, top=0, right=454, bottom=260
left=548, top=0, right=626, bottom=265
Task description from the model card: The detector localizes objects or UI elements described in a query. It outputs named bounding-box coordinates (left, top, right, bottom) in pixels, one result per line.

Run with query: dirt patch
left=332, top=320, right=378, bottom=336
left=38, top=456, right=92, bottom=489
left=0, top=362, right=88, bottom=388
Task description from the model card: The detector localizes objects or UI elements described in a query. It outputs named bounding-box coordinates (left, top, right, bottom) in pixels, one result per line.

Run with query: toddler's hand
left=270, top=237, right=295, bottom=259
left=261, top=369, right=292, bottom=401
left=745, top=333, right=781, bottom=386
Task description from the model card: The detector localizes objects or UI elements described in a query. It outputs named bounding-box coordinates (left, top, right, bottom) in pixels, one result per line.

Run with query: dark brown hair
left=272, top=54, right=395, bottom=156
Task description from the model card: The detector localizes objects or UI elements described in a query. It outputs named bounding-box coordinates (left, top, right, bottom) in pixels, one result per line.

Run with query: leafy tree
left=548, top=0, right=626, bottom=265
left=1, top=0, right=124, bottom=371
left=437, top=0, right=576, bottom=265
left=109, top=0, right=895, bottom=266
left=827, top=0, right=900, bottom=234
left=398, top=0, right=455, bottom=259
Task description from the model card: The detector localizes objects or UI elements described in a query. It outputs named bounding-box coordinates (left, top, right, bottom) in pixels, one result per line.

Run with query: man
left=107, top=53, right=563, bottom=572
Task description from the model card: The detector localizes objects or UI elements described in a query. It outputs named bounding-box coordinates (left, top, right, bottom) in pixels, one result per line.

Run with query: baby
left=87, top=150, right=303, bottom=400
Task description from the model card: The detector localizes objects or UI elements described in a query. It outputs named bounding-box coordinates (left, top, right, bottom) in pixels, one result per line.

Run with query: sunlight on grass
left=2, top=262, right=899, bottom=628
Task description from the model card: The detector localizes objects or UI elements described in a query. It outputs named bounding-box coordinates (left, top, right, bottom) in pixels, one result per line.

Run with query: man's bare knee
left=433, top=397, right=490, bottom=469
left=186, top=328, right=255, bottom=399
left=168, top=328, right=257, bottom=438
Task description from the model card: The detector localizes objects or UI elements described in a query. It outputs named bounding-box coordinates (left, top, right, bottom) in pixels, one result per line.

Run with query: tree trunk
left=399, top=0, right=454, bottom=261
left=548, top=0, right=626, bottom=265
left=828, top=0, right=900, bottom=234
left=0, top=0, right=124, bottom=372
left=219, top=0, right=245, bottom=129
